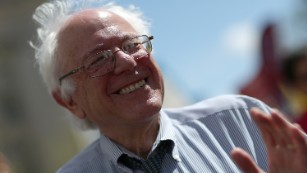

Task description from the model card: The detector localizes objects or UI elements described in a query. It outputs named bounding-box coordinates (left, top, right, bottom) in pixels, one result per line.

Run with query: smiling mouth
left=118, top=79, right=146, bottom=95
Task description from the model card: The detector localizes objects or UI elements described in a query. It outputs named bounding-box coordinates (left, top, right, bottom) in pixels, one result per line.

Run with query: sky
left=113, top=0, right=301, bottom=103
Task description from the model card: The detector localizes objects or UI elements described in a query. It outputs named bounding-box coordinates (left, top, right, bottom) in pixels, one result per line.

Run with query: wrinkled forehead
left=56, top=9, right=137, bottom=69
left=59, top=9, right=136, bottom=40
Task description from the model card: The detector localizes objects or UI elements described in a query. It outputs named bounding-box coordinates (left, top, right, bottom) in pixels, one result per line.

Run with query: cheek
left=75, top=84, right=105, bottom=118
left=160, top=77, right=165, bottom=100
left=84, top=78, right=110, bottom=101
left=152, top=61, right=164, bottom=88
left=75, top=79, right=98, bottom=103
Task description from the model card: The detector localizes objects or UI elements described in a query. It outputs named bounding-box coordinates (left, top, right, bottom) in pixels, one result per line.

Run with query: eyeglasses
left=58, top=35, right=154, bottom=85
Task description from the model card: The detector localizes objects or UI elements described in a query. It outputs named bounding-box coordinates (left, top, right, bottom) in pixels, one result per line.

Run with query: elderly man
left=31, top=0, right=307, bottom=172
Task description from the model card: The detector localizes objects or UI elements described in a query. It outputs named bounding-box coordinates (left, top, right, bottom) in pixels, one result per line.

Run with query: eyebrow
left=80, top=44, right=106, bottom=64
left=82, top=33, right=138, bottom=62
left=122, top=33, right=137, bottom=41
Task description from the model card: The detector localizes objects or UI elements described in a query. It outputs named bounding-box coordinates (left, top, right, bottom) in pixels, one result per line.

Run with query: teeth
left=119, top=80, right=146, bottom=94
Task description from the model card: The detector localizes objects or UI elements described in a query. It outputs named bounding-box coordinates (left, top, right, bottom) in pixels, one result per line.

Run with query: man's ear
left=52, top=89, right=87, bottom=119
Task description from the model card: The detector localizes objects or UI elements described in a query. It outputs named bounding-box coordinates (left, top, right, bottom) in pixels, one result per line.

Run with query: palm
left=231, top=108, right=307, bottom=173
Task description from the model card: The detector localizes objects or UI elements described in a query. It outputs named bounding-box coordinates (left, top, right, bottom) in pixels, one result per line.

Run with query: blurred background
left=1, top=0, right=307, bottom=172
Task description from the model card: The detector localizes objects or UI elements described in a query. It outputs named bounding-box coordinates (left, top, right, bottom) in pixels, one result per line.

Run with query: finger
left=290, top=126, right=307, bottom=172
left=294, top=123, right=304, bottom=131
left=291, top=125, right=307, bottom=153
left=271, top=110, right=306, bottom=151
left=250, top=108, right=277, bottom=148
left=231, top=148, right=264, bottom=173
left=270, top=109, right=294, bottom=148
left=250, top=108, right=282, bottom=172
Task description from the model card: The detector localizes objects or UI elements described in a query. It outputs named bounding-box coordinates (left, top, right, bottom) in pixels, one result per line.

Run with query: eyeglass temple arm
left=59, top=66, right=83, bottom=85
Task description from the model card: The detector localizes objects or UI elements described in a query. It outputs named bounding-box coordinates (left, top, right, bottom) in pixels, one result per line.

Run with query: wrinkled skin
left=53, top=9, right=164, bottom=157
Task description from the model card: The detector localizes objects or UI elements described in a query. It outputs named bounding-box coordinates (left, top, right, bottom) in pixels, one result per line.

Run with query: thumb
left=231, top=148, right=264, bottom=173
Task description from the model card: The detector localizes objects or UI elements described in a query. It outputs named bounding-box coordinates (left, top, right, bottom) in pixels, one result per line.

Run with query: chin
left=136, top=94, right=163, bottom=117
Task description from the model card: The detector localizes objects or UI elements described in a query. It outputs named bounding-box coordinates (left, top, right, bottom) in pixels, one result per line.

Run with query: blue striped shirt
left=56, top=95, right=270, bottom=173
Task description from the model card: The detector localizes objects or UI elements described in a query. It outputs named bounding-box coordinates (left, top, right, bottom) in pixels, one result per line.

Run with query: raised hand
left=231, top=108, right=307, bottom=173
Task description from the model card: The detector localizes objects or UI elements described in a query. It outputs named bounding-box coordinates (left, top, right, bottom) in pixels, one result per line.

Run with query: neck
left=100, top=114, right=160, bottom=158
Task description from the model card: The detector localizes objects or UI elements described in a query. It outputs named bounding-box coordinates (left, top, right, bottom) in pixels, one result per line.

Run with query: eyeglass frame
left=58, top=35, right=154, bottom=85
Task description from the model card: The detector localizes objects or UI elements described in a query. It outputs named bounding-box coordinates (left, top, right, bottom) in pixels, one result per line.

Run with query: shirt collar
left=98, top=111, right=180, bottom=165
left=98, top=133, right=124, bottom=163
left=159, top=110, right=181, bottom=162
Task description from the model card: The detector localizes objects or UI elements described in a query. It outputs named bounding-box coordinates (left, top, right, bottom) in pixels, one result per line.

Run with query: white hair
left=30, top=0, right=151, bottom=129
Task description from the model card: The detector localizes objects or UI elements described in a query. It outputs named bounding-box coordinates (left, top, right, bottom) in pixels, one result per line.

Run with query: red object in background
left=240, top=23, right=285, bottom=110
left=240, top=23, right=307, bottom=132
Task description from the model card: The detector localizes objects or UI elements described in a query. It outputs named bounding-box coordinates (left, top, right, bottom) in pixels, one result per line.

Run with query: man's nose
left=113, top=50, right=137, bottom=75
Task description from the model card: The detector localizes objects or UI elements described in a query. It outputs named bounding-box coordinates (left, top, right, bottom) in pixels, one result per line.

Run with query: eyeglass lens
left=86, top=35, right=152, bottom=78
